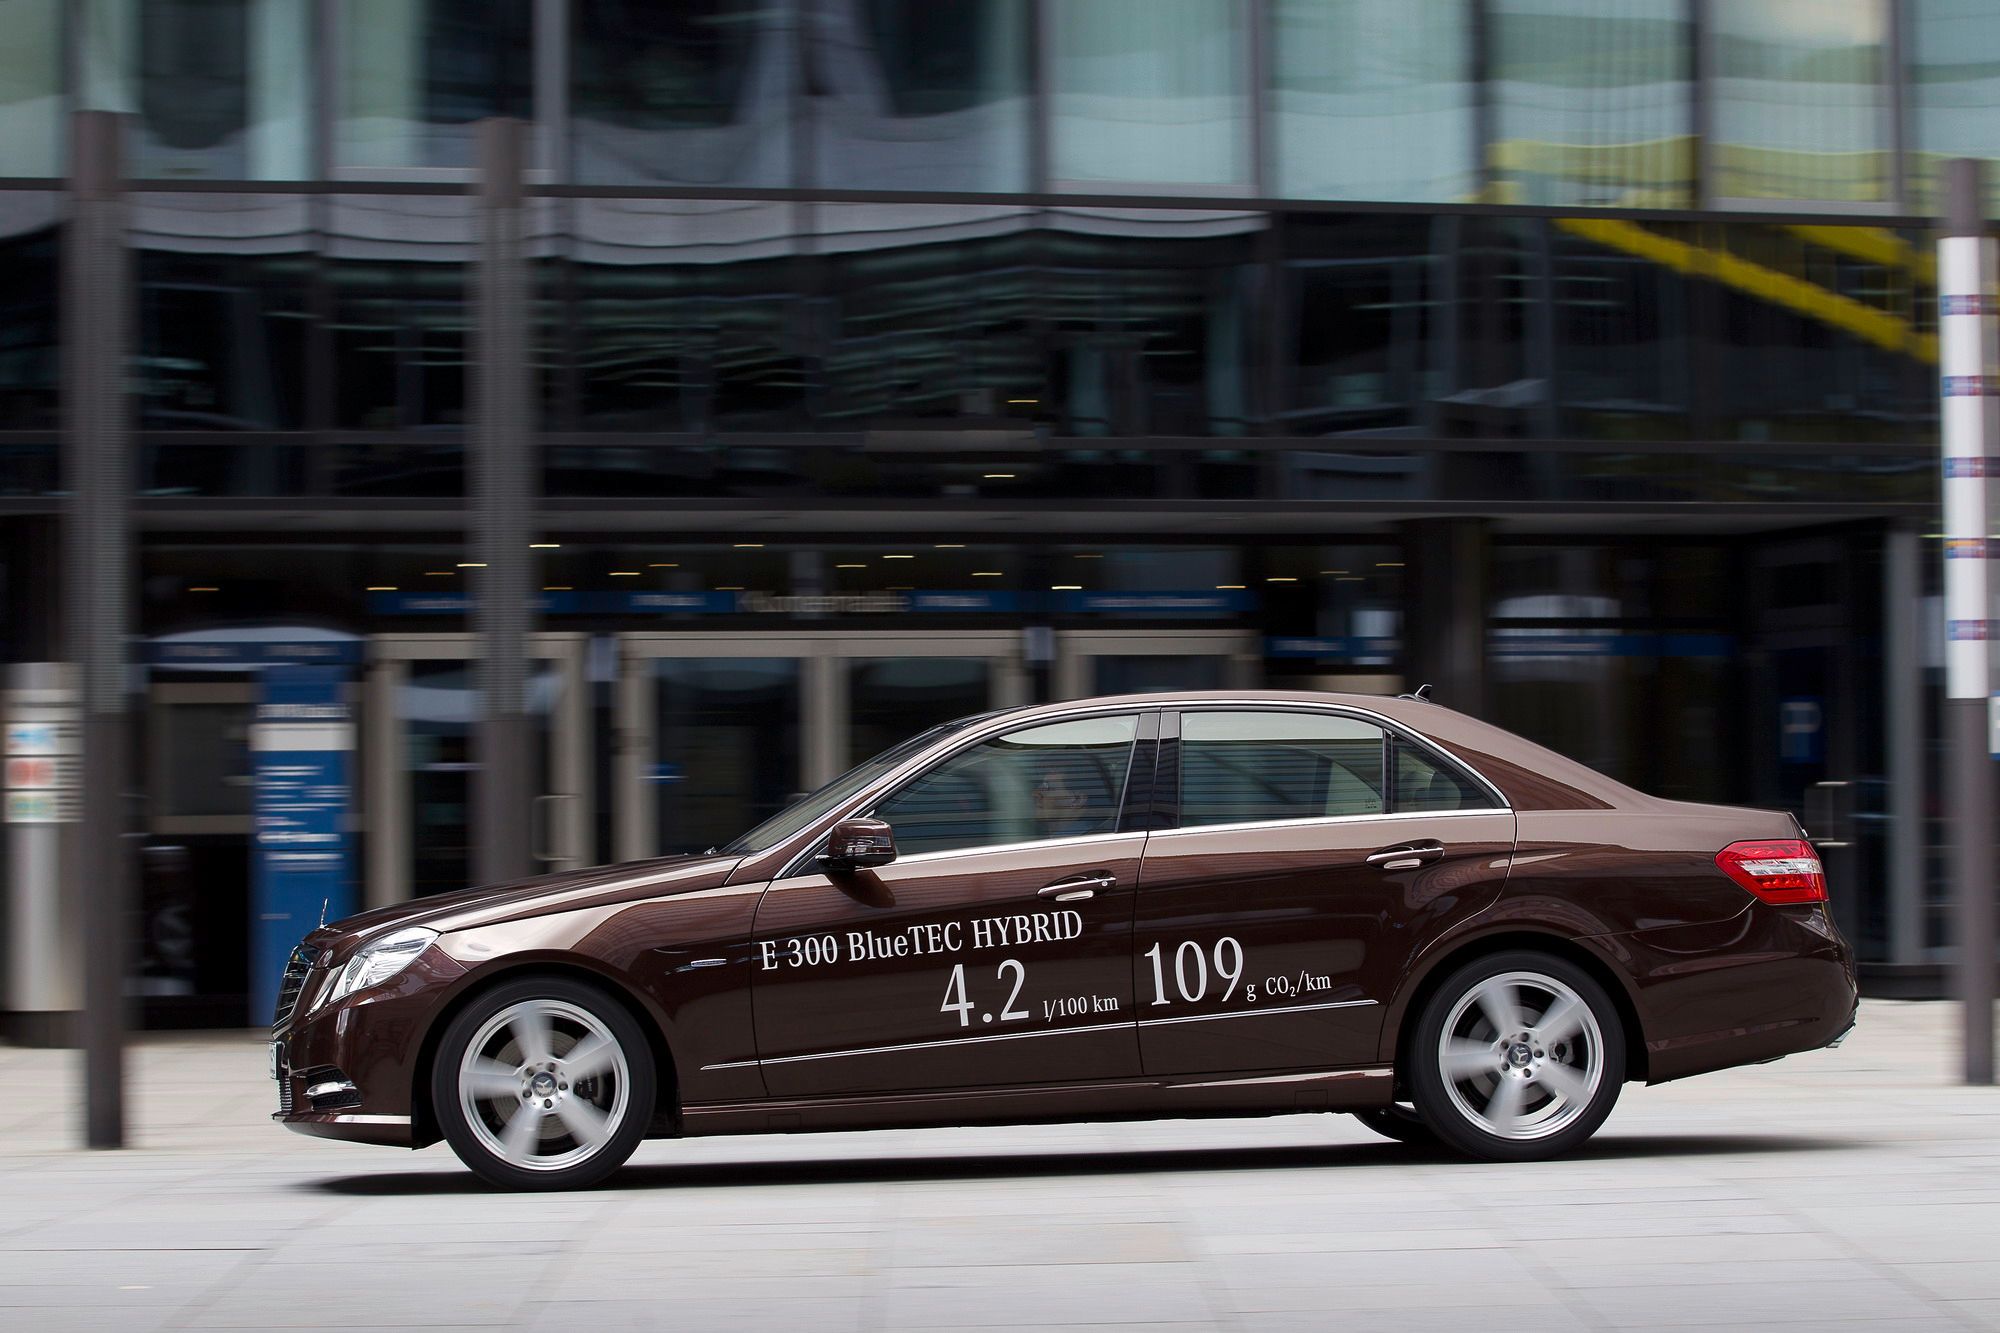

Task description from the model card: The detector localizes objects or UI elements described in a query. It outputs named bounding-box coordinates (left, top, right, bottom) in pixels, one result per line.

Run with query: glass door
left=614, top=632, right=1029, bottom=862
left=1054, top=630, right=1259, bottom=700
left=365, top=634, right=591, bottom=907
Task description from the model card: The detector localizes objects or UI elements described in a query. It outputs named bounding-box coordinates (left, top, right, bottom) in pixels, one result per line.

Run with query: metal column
left=1940, top=158, right=1996, bottom=1085
left=471, top=118, right=538, bottom=888
left=1402, top=518, right=1490, bottom=716
left=1884, top=525, right=1926, bottom=970
left=63, top=110, right=134, bottom=1147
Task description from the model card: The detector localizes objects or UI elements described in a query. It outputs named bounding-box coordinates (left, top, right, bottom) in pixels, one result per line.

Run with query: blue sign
left=1779, top=696, right=1825, bottom=765
left=250, top=665, right=355, bottom=1020
left=147, top=639, right=363, bottom=668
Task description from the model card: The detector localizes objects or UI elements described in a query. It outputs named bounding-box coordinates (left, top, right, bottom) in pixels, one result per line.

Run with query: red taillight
left=1715, top=839, right=1827, bottom=905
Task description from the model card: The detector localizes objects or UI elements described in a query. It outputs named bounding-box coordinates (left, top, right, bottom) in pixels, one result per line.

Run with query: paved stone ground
left=2, top=999, right=1998, bottom=1332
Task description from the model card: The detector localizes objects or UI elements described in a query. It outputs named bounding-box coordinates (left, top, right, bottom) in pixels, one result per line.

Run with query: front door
left=365, top=634, right=592, bottom=906
left=751, top=712, right=1151, bottom=1098
left=1133, top=707, right=1516, bottom=1076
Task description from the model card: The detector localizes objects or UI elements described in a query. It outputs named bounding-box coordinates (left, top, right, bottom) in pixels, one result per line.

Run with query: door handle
left=1039, top=871, right=1115, bottom=902
left=1365, top=841, right=1444, bottom=872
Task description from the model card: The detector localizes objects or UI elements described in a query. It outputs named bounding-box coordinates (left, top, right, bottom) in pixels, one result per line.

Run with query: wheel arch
left=409, top=959, right=681, bottom=1149
left=1382, top=930, right=1648, bottom=1089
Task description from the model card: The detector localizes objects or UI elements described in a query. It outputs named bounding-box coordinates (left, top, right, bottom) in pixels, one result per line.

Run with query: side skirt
left=676, top=1066, right=1393, bottom=1138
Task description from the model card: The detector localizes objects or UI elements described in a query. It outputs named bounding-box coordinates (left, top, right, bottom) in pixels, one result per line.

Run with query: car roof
left=964, top=690, right=1642, bottom=813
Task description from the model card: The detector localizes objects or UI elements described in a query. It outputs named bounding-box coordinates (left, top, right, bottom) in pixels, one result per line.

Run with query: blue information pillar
left=251, top=665, right=356, bottom=1021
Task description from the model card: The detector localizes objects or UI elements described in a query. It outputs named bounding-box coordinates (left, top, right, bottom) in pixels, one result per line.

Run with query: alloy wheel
left=457, top=998, right=632, bottom=1173
left=1435, top=970, right=1604, bottom=1142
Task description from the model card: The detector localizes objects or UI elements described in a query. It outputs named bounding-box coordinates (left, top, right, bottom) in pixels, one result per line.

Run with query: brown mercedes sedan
left=271, top=691, right=1857, bottom=1190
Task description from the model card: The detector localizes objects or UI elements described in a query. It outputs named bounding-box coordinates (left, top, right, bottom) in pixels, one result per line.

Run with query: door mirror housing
left=822, top=817, right=897, bottom=870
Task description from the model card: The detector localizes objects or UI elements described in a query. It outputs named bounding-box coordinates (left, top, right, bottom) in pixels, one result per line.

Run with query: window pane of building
left=0, top=0, right=62, bottom=177
left=572, top=0, right=792, bottom=188
left=807, top=0, right=1030, bottom=192
left=1488, top=0, right=1692, bottom=208
left=1049, top=0, right=1248, bottom=189
left=83, top=0, right=312, bottom=180
left=1707, top=0, right=1891, bottom=204
left=337, top=0, right=532, bottom=173
left=1908, top=0, right=2000, bottom=215
left=1270, top=0, right=1473, bottom=203
left=0, top=193, right=59, bottom=433
left=1277, top=214, right=1442, bottom=437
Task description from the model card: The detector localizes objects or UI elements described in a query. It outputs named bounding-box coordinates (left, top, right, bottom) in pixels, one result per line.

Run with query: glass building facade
left=0, top=0, right=1975, bottom=1029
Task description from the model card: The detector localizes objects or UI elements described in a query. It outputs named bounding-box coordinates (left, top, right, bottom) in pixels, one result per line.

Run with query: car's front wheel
left=1408, top=951, right=1624, bottom=1161
left=431, top=976, right=655, bottom=1191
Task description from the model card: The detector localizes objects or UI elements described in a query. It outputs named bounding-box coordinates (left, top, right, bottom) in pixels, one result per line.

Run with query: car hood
left=309, top=854, right=745, bottom=953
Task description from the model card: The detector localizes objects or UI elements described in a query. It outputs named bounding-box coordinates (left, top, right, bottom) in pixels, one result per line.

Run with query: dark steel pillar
left=64, top=110, right=133, bottom=1147
left=471, top=118, right=537, bottom=888
left=1941, top=159, right=1995, bottom=1085
left=1401, top=518, right=1490, bottom=716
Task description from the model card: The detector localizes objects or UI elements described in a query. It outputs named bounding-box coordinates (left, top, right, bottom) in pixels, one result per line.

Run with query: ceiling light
left=1267, top=576, right=1298, bottom=583
left=424, top=571, right=453, bottom=577
left=734, top=543, right=764, bottom=549
left=457, top=562, right=486, bottom=569
left=529, top=543, right=559, bottom=549
left=543, top=585, right=572, bottom=592
left=188, top=586, right=219, bottom=593
left=365, top=586, right=396, bottom=592
left=1052, top=584, right=1083, bottom=591
left=983, top=473, right=1015, bottom=480
left=649, top=563, right=678, bottom=568
left=972, top=571, right=1003, bottom=577
left=1006, top=398, right=1039, bottom=405
left=1075, top=553, right=1103, bottom=559
left=1216, top=584, right=1246, bottom=590
left=1376, top=561, right=1405, bottom=568
left=1320, top=570, right=1349, bottom=576
left=609, top=571, right=640, bottom=576
left=716, top=585, right=744, bottom=591
left=883, top=554, right=915, bottom=560
left=935, top=543, right=965, bottom=549
left=836, top=563, right=867, bottom=569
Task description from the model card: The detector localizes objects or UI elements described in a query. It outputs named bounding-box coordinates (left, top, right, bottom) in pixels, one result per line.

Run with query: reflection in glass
left=1279, top=215, right=1439, bottom=436
left=0, top=204, right=60, bottom=429
left=337, top=0, right=532, bottom=172
left=1908, top=0, right=2000, bottom=214
left=573, top=0, right=791, bottom=187
left=1271, top=0, right=1473, bottom=203
left=1049, top=0, right=1247, bottom=188
left=573, top=199, right=809, bottom=436
left=1091, top=656, right=1226, bottom=694
left=0, top=1, right=64, bottom=177
left=808, top=0, right=1030, bottom=192
left=84, top=0, right=311, bottom=179
left=1708, top=0, right=1890, bottom=203
left=1549, top=217, right=1693, bottom=439
left=651, top=658, right=801, bottom=855
left=847, top=658, right=991, bottom=767
left=1488, top=0, right=1691, bottom=207
left=875, top=714, right=1136, bottom=855
left=1042, top=210, right=1259, bottom=435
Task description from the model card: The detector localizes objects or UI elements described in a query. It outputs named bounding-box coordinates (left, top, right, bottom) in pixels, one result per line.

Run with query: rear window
left=1179, top=711, right=1386, bottom=827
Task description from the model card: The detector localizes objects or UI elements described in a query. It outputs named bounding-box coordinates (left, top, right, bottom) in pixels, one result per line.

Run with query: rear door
left=1132, top=707, right=1515, bottom=1076
left=751, top=711, right=1154, bottom=1098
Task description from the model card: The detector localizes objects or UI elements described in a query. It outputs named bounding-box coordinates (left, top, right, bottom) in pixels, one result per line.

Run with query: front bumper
left=269, top=946, right=468, bottom=1147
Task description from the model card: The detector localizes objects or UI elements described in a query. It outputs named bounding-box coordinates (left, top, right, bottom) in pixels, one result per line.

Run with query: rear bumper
left=1586, top=902, right=1859, bottom=1084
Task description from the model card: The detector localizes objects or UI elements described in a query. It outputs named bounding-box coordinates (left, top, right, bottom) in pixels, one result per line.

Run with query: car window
left=874, top=714, right=1140, bottom=856
left=1393, top=738, right=1498, bottom=812
left=1179, top=711, right=1385, bottom=827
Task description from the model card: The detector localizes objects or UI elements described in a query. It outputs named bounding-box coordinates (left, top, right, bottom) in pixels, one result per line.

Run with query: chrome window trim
left=777, top=829, right=1148, bottom=882
left=1148, top=807, right=1512, bottom=841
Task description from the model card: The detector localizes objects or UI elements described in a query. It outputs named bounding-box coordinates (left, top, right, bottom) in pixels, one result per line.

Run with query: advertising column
left=3, top=663, right=80, bottom=1044
left=251, top=665, right=356, bottom=1022
left=1941, top=158, right=1997, bottom=1084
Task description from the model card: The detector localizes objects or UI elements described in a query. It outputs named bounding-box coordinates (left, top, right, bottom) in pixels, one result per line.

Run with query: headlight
left=315, top=926, right=437, bottom=1012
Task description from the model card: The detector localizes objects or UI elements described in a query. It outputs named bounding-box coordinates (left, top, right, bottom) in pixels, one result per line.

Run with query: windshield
left=720, top=714, right=1000, bottom=855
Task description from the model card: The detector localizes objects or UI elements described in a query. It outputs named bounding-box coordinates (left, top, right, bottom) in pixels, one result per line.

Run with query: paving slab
left=0, top=999, right=1996, bottom=1331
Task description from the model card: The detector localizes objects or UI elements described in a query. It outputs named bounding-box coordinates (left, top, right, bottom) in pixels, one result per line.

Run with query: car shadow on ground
left=305, top=1132, right=1862, bottom=1197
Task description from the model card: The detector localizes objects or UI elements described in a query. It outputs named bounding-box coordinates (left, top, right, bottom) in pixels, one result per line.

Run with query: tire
left=1352, top=1103, right=1437, bottom=1146
left=1407, top=950, right=1625, bottom=1162
left=431, top=975, right=656, bottom=1191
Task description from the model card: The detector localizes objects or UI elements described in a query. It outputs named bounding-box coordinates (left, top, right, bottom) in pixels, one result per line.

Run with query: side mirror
left=822, top=816, right=897, bottom=871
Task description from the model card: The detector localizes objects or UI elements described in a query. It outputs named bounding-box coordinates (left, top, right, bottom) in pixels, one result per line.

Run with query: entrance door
left=1055, top=630, right=1258, bottom=700
left=365, top=634, right=591, bottom=907
left=614, top=632, right=1029, bottom=863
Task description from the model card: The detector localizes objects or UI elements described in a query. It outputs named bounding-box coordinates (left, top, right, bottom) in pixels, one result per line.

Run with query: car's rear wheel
left=1408, top=951, right=1624, bottom=1161
left=431, top=976, right=655, bottom=1191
